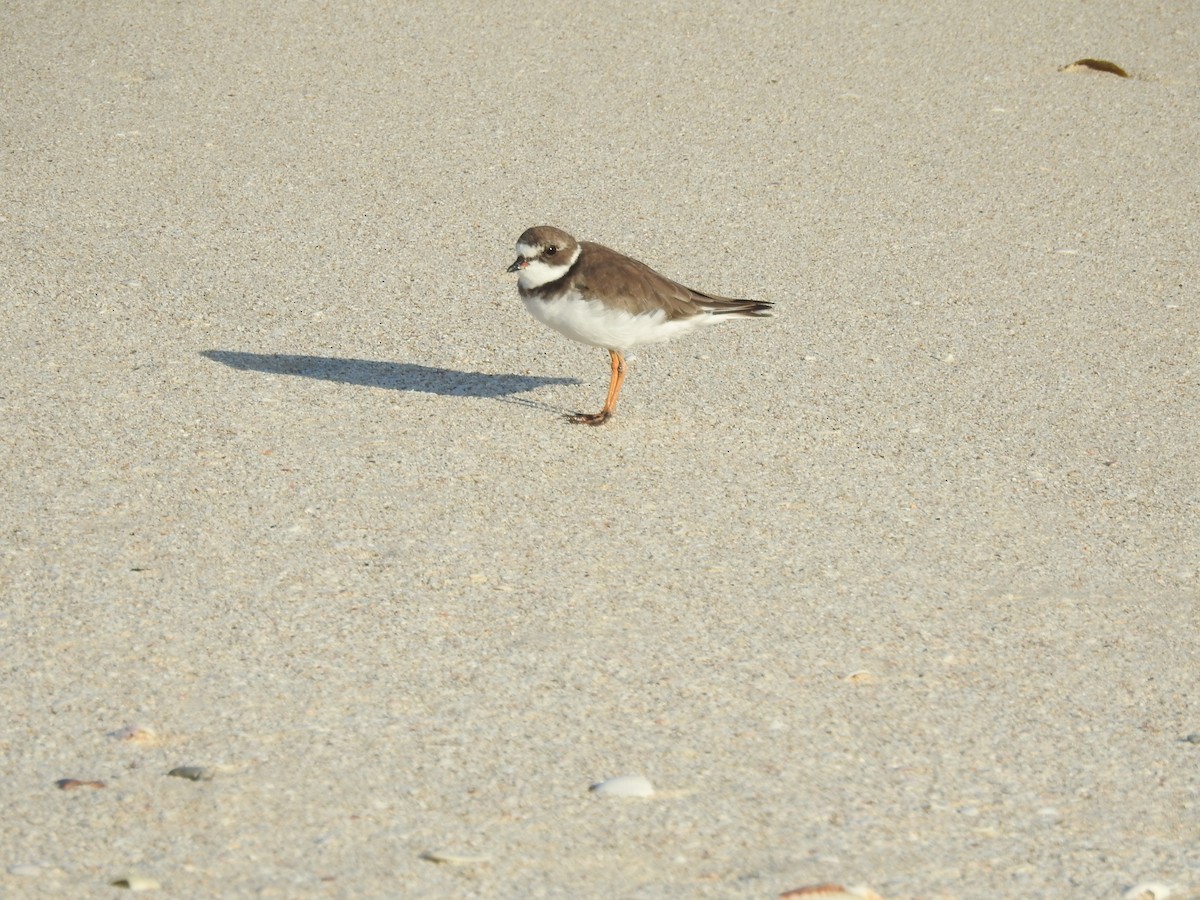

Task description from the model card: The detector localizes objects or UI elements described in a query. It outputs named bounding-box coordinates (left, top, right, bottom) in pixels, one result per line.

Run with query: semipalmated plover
left=507, top=225, right=773, bottom=425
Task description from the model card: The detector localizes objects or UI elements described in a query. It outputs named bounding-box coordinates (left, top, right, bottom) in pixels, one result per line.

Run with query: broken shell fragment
left=779, top=885, right=884, bottom=900
left=55, top=778, right=106, bottom=790
left=108, top=724, right=162, bottom=746
left=843, top=669, right=875, bottom=683
left=1059, top=58, right=1129, bottom=77
left=111, top=875, right=161, bottom=891
left=418, top=850, right=492, bottom=865
left=1123, top=883, right=1173, bottom=900
left=589, top=774, right=655, bottom=797
left=167, top=766, right=213, bottom=782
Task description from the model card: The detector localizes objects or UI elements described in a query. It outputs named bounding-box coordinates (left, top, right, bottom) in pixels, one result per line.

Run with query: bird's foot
left=565, top=410, right=613, bottom=426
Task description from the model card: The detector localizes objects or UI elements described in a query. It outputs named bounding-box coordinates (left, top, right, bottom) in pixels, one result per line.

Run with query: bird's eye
left=545, top=246, right=557, bottom=256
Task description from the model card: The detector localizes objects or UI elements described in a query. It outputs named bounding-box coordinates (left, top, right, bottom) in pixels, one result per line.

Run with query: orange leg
left=568, top=349, right=626, bottom=426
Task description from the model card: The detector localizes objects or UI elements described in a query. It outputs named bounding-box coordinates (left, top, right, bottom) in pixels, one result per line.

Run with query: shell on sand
left=1123, top=883, right=1172, bottom=900
left=779, top=885, right=884, bottom=900
left=418, top=850, right=492, bottom=865
left=110, top=875, right=161, bottom=891
left=108, top=724, right=163, bottom=746
left=589, top=774, right=655, bottom=797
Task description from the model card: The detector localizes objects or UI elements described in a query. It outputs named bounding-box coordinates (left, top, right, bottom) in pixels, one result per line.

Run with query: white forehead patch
left=516, top=241, right=539, bottom=259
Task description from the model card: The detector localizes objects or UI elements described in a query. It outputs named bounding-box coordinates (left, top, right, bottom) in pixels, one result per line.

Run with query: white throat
left=517, top=243, right=581, bottom=290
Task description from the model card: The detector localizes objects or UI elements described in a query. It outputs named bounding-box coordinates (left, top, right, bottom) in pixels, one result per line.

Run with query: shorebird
left=507, top=225, right=773, bottom=425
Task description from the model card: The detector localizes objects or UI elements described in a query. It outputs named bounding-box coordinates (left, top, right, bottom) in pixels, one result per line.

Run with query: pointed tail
left=699, top=297, right=775, bottom=318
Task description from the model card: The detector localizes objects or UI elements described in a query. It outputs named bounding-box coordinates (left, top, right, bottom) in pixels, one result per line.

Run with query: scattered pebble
left=418, top=850, right=492, bottom=865
left=111, top=875, right=161, bottom=891
left=1124, top=883, right=1173, bottom=900
left=843, top=670, right=875, bottom=684
left=1183, top=733, right=1200, bottom=744
left=589, top=774, right=655, bottom=798
left=7, top=864, right=44, bottom=877
left=55, top=778, right=106, bottom=790
left=779, top=884, right=884, bottom=899
left=167, top=766, right=213, bottom=782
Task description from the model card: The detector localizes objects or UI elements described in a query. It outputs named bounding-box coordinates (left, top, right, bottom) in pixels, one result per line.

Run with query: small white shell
left=589, top=774, right=655, bottom=798
left=1123, top=883, right=1173, bottom=900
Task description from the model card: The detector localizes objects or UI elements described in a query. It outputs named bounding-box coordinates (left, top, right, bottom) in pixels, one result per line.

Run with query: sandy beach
left=2, top=1, right=1197, bottom=896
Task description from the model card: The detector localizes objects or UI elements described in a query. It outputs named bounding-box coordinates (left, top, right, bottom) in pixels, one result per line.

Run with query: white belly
left=522, top=290, right=702, bottom=350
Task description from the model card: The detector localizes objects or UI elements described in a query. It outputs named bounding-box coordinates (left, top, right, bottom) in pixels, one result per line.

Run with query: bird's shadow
left=201, top=350, right=579, bottom=408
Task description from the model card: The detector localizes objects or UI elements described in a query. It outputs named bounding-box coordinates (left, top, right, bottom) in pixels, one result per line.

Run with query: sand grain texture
left=1, top=1, right=1197, bottom=896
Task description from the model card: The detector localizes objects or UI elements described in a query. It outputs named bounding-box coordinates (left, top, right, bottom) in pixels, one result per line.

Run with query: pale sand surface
left=2, top=1, right=1198, bottom=897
